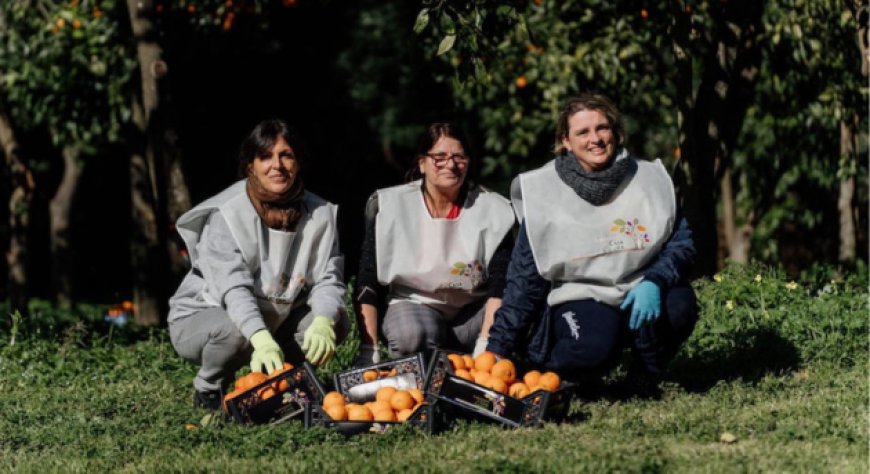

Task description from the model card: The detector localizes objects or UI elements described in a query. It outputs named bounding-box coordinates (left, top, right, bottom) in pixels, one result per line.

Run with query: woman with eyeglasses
left=485, top=93, right=698, bottom=396
left=353, top=123, right=516, bottom=366
left=169, top=119, right=348, bottom=410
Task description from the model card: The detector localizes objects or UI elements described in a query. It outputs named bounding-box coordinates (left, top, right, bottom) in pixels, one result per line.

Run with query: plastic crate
left=225, top=362, right=325, bottom=425
left=423, top=350, right=574, bottom=428
left=304, top=401, right=436, bottom=435
left=302, top=353, right=434, bottom=434
left=332, top=354, right=427, bottom=403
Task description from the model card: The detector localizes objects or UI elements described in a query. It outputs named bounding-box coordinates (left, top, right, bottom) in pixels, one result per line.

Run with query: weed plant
left=0, top=264, right=866, bottom=472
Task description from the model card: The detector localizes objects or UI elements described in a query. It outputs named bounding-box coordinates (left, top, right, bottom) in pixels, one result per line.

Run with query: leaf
left=613, top=219, right=625, bottom=226
left=413, top=8, right=429, bottom=34
left=719, top=432, right=737, bottom=444
left=437, top=34, right=457, bottom=56
left=453, top=262, right=466, bottom=269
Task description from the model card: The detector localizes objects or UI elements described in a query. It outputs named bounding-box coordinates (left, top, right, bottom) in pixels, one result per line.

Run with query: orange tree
left=413, top=0, right=867, bottom=274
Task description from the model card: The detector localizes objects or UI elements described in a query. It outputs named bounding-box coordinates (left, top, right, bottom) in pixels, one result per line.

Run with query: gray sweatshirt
left=168, top=211, right=346, bottom=339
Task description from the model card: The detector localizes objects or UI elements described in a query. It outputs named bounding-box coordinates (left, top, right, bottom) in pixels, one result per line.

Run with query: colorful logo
left=610, top=218, right=650, bottom=243
left=448, top=260, right=484, bottom=288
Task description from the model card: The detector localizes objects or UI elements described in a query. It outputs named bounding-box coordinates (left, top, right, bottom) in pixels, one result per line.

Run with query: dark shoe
left=193, top=390, right=222, bottom=410
left=611, top=371, right=663, bottom=400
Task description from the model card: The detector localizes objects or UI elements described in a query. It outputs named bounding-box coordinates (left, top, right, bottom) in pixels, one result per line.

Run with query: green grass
left=0, top=264, right=867, bottom=473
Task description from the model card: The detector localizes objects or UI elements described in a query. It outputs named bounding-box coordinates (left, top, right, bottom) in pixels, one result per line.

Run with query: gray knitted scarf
left=554, top=148, right=634, bottom=205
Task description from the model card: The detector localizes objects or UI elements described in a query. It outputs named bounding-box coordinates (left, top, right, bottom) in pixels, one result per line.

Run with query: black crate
left=424, top=350, right=574, bottom=427
left=225, top=362, right=325, bottom=425
left=332, top=354, right=427, bottom=403
left=304, top=401, right=436, bottom=435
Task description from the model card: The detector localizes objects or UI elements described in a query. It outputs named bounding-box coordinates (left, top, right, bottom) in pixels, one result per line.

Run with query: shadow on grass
left=666, top=327, right=802, bottom=393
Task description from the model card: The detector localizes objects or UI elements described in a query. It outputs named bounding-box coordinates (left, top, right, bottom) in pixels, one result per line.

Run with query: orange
left=390, top=390, right=415, bottom=411
left=323, top=391, right=346, bottom=409
left=538, top=372, right=561, bottom=391
left=235, top=372, right=268, bottom=392
left=363, top=370, right=378, bottom=382
left=508, top=382, right=531, bottom=399
left=375, top=386, right=397, bottom=403
left=473, top=371, right=492, bottom=387
left=447, top=354, right=466, bottom=371
left=523, top=370, right=542, bottom=388
left=474, top=352, right=497, bottom=372
left=347, top=405, right=373, bottom=421
left=488, top=378, right=508, bottom=394
left=490, top=359, right=517, bottom=383
left=397, top=408, right=414, bottom=422
left=454, top=369, right=472, bottom=381
left=370, top=400, right=393, bottom=414
left=515, top=75, right=529, bottom=89
left=408, top=389, right=425, bottom=405
left=271, top=362, right=294, bottom=391
left=257, top=386, right=276, bottom=401
left=461, top=355, right=475, bottom=371
left=373, top=408, right=396, bottom=422
left=324, top=404, right=347, bottom=421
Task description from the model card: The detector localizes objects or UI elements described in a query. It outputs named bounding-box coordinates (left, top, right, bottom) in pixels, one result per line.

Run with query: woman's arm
left=306, top=231, right=346, bottom=322
left=198, top=212, right=265, bottom=339
left=486, top=222, right=550, bottom=357
left=642, top=214, right=696, bottom=291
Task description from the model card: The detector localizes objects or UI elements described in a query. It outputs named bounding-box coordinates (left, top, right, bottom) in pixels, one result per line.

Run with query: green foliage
left=0, top=268, right=866, bottom=471
left=0, top=0, right=136, bottom=150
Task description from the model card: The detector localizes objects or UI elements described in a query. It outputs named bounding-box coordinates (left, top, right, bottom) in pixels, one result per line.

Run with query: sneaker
left=608, top=370, right=663, bottom=400
left=193, top=390, right=222, bottom=410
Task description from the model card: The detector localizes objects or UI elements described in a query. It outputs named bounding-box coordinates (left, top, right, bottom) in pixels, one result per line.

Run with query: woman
left=486, top=93, right=698, bottom=393
left=354, top=123, right=516, bottom=366
left=169, top=119, right=348, bottom=409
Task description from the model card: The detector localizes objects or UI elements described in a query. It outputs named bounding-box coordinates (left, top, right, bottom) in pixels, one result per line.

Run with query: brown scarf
left=246, top=176, right=305, bottom=231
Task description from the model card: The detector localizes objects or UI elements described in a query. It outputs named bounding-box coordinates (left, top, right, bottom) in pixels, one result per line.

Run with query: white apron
left=375, top=182, right=515, bottom=316
left=512, top=156, right=676, bottom=307
left=176, top=180, right=338, bottom=330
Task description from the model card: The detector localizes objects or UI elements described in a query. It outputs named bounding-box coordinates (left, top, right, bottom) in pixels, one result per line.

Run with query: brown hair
left=405, top=122, right=475, bottom=183
left=554, top=93, right=625, bottom=155
left=238, top=119, right=307, bottom=178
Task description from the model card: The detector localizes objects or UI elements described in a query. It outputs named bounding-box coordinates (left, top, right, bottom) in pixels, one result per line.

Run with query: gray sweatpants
left=169, top=306, right=349, bottom=392
left=381, top=300, right=484, bottom=358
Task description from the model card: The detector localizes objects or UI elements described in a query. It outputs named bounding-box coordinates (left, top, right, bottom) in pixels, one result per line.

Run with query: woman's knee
left=545, top=300, right=621, bottom=372
left=664, top=284, right=699, bottom=336
left=383, top=304, right=442, bottom=356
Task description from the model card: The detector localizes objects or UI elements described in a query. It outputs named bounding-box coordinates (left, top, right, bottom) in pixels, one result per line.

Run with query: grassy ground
left=0, top=265, right=866, bottom=473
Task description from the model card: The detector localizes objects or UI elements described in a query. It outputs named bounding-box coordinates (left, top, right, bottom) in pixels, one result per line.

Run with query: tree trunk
left=0, top=106, right=32, bottom=313
left=720, top=167, right=751, bottom=264
left=126, top=0, right=168, bottom=325
left=838, top=119, right=858, bottom=267
left=670, top=4, right=719, bottom=276
left=126, top=0, right=193, bottom=325
left=49, top=143, right=82, bottom=306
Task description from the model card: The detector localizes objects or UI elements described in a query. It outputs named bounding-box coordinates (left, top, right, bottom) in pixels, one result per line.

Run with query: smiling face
left=560, top=109, right=615, bottom=172
left=418, top=136, right=469, bottom=193
left=247, top=135, right=298, bottom=195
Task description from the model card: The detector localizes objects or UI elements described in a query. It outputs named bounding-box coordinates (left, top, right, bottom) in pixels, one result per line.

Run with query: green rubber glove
left=249, top=330, right=284, bottom=374
left=302, top=315, right=336, bottom=366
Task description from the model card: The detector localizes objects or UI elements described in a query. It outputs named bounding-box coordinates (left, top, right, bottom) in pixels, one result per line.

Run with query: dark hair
left=406, top=122, right=476, bottom=184
left=554, top=93, right=625, bottom=155
left=238, top=119, right=306, bottom=177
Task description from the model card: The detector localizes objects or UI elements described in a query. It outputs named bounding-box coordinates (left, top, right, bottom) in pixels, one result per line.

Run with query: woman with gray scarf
left=485, top=93, right=698, bottom=396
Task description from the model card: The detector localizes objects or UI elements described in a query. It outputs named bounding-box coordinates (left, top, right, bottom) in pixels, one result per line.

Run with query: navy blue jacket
left=486, top=215, right=696, bottom=363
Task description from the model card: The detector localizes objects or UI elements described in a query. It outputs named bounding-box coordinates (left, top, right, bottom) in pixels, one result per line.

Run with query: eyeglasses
left=426, top=152, right=470, bottom=167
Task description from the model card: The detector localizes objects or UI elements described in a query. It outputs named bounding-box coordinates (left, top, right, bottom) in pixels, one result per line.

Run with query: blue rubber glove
left=620, top=281, right=662, bottom=330
left=250, top=330, right=284, bottom=374
left=302, top=316, right=336, bottom=366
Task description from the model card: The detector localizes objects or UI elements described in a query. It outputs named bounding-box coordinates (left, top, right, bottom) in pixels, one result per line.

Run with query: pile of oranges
left=447, top=352, right=561, bottom=398
left=321, top=387, right=426, bottom=422
left=223, top=362, right=295, bottom=412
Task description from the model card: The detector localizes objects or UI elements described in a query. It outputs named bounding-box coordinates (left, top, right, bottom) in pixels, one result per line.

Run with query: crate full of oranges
left=305, top=354, right=434, bottom=434
left=424, top=350, right=574, bottom=427
left=224, top=361, right=325, bottom=425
